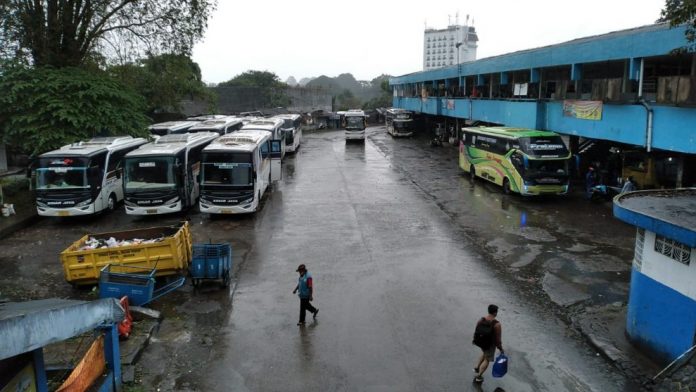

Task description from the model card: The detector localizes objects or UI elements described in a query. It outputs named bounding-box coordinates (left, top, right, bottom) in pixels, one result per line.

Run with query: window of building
left=654, top=234, right=691, bottom=265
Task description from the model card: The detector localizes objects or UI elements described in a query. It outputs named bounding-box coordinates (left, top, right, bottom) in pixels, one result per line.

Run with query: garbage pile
left=79, top=236, right=165, bottom=250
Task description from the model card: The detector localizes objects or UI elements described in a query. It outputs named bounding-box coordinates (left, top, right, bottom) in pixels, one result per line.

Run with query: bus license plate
left=146, top=209, right=157, bottom=214
left=221, top=209, right=233, bottom=214
left=57, top=211, right=70, bottom=216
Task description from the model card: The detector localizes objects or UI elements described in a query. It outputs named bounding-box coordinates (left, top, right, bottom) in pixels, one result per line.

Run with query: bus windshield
left=519, top=136, right=569, bottom=158
left=202, top=152, right=253, bottom=187
left=525, top=159, right=569, bottom=177
left=124, top=157, right=178, bottom=191
left=35, top=157, right=90, bottom=190
left=282, top=119, right=295, bottom=129
left=345, top=117, right=365, bottom=130
left=394, top=121, right=412, bottom=131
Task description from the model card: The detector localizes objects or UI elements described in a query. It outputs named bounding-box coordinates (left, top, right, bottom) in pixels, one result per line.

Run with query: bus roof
left=386, top=108, right=410, bottom=114
left=188, top=117, right=243, bottom=132
left=272, top=114, right=302, bottom=120
left=148, top=121, right=198, bottom=132
left=204, top=130, right=271, bottom=153
left=241, top=118, right=284, bottom=131
left=344, top=110, right=366, bottom=117
left=126, top=132, right=218, bottom=157
left=40, top=136, right=147, bottom=158
left=186, top=114, right=228, bottom=121
left=462, top=126, right=561, bottom=139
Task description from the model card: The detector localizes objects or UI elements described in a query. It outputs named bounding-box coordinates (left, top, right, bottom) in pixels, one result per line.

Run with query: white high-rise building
left=423, top=16, right=478, bottom=71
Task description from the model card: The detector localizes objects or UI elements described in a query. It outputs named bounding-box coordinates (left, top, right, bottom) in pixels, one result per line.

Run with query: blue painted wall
left=626, top=267, right=696, bottom=363
left=391, top=24, right=688, bottom=85
left=393, top=96, right=696, bottom=153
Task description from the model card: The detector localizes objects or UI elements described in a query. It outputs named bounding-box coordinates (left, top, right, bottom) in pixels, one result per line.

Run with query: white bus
left=385, top=108, right=414, bottom=137
left=148, top=121, right=198, bottom=137
left=187, top=116, right=244, bottom=135
left=123, top=132, right=218, bottom=215
left=34, top=136, right=148, bottom=216
left=273, top=114, right=303, bottom=153
left=199, top=130, right=282, bottom=214
left=344, top=109, right=367, bottom=141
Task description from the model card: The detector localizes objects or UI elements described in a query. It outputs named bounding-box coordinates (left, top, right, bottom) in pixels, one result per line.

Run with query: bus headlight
left=75, top=199, right=92, bottom=207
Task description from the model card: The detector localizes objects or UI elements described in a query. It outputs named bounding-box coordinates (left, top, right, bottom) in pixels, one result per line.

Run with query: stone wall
left=181, top=86, right=332, bottom=116
left=654, top=349, right=696, bottom=391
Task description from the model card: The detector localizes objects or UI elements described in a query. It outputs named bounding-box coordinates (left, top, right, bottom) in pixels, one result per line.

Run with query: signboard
left=563, top=100, right=603, bottom=120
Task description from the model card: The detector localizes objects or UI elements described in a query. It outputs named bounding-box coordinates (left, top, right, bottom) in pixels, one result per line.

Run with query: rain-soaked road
left=0, top=126, right=642, bottom=391
left=181, top=128, right=635, bottom=391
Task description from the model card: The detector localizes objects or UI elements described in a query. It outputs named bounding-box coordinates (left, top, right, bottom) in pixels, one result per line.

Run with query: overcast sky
left=192, top=0, right=666, bottom=84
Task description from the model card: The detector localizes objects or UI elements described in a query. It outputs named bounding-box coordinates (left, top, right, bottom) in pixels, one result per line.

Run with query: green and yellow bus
left=459, top=126, right=572, bottom=195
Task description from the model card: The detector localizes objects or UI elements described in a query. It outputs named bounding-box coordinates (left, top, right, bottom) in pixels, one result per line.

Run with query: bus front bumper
left=345, top=131, right=365, bottom=140
left=200, top=200, right=256, bottom=214
left=125, top=201, right=183, bottom=215
left=37, top=204, right=96, bottom=217
left=520, top=184, right=569, bottom=196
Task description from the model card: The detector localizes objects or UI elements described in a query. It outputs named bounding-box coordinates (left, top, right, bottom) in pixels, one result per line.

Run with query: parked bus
left=187, top=114, right=229, bottom=122
left=460, top=126, right=572, bottom=195
left=34, top=136, right=148, bottom=216
left=273, top=114, right=303, bottom=153
left=148, top=121, right=198, bottom=137
left=187, top=117, right=244, bottom=135
left=123, top=132, right=218, bottom=215
left=199, top=130, right=282, bottom=214
left=241, top=118, right=286, bottom=159
left=385, top=108, right=415, bottom=137
left=344, top=110, right=366, bottom=141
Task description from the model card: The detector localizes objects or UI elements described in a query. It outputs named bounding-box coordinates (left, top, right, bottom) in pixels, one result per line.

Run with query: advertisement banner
left=563, top=100, right=603, bottom=120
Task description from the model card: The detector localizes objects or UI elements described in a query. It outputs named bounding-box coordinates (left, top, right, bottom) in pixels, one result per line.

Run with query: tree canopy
left=219, top=70, right=288, bottom=88
left=0, top=64, right=149, bottom=155
left=661, top=0, right=696, bottom=50
left=0, top=0, right=217, bottom=66
left=110, top=54, right=215, bottom=115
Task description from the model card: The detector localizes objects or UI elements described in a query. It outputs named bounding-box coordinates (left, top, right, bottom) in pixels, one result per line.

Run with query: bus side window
left=511, top=152, right=525, bottom=171
left=261, top=141, right=269, bottom=159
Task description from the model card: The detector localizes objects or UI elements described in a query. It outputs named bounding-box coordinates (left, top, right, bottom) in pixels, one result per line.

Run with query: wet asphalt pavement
left=0, top=126, right=646, bottom=391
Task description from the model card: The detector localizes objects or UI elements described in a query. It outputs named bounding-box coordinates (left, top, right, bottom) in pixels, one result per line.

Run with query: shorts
left=481, top=345, right=496, bottom=361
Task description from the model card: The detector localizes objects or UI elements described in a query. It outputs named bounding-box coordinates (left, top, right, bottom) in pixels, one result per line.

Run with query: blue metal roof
left=391, top=23, right=689, bottom=85
left=613, top=189, right=696, bottom=248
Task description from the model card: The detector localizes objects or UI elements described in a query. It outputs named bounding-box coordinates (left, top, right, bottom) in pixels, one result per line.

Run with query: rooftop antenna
left=448, top=14, right=451, bottom=26
left=466, top=14, right=470, bottom=25
left=456, top=11, right=459, bottom=26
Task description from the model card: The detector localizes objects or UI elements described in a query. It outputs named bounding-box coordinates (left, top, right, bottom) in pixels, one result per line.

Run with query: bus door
left=270, top=140, right=282, bottom=182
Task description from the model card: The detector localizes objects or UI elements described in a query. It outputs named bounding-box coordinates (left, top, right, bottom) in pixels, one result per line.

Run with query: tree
left=0, top=0, right=216, bottom=67
left=110, top=54, right=215, bottom=115
left=335, top=89, right=361, bottom=111
left=220, top=70, right=287, bottom=89
left=363, top=78, right=393, bottom=110
left=219, top=70, right=290, bottom=109
left=0, top=64, right=149, bottom=155
left=661, top=0, right=696, bottom=51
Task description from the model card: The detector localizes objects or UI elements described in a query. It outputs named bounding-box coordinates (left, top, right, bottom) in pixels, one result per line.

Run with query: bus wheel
left=469, top=166, right=476, bottom=181
left=503, top=178, right=511, bottom=195
left=107, top=194, right=117, bottom=212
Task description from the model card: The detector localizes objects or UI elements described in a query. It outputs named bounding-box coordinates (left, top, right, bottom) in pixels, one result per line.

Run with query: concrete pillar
left=676, top=156, right=684, bottom=188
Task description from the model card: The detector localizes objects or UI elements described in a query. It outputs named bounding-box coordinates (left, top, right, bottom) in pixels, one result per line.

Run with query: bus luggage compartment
left=60, top=221, right=192, bottom=286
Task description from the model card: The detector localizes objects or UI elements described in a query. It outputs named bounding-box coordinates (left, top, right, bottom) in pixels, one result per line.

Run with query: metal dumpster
left=190, top=243, right=231, bottom=287
left=99, top=264, right=186, bottom=306
left=61, top=221, right=192, bottom=286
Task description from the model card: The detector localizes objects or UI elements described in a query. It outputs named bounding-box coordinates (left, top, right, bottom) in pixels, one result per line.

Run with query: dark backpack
left=472, top=318, right=497, bottom=349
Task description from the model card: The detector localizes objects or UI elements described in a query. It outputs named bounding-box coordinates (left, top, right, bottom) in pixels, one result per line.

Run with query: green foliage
left=0, top=65, right=149, bottom=155
left=362, top=78, right=393, bottom=110
left=335, top=89, right=361, bottom=111
left=110, top=54, right=216, bottom=115
left=0, top=0, right=217, bottom=66
left=661, top=0, right=696, bottom=51
left=219, top=70, right=290, bottom=109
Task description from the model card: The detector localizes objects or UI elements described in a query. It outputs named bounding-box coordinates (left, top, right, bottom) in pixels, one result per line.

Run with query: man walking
left=292, top=264, right=318, bottom=325
left=472, top=304, right=504, bottom=384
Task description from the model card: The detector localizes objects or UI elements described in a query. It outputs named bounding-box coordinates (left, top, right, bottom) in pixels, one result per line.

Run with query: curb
left=0, top=213, right=40, bottom=241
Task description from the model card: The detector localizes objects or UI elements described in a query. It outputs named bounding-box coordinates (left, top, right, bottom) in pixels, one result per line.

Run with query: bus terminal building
left=389, top=23, right=696, bottom=189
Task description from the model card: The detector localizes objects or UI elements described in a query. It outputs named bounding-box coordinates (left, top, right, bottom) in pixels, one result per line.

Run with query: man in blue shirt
left=292, top=264, right=318, bottom=325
